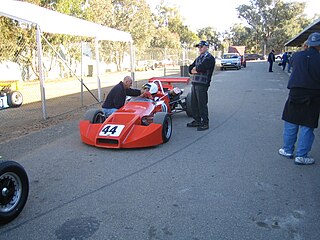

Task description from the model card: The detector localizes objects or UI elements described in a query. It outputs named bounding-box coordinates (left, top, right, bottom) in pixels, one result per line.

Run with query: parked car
left=220, top=53, right=241, bottom=70
left=244, top=53, right=265, bottom=61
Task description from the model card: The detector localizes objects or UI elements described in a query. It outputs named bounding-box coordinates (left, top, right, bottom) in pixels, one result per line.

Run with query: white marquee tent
left=0, top=0, right=134, bottom=119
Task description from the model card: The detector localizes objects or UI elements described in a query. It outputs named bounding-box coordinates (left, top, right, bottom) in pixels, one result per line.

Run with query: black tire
left=84, top=109, right=105, bottom=123
left=186, top=92, right=193, bottom=117
left=153, top=112, right=172, bottom=143
left=7, top=91, right=23, bottom=108
left=0, top=160, right=29, bottom=225
left=220, top=67, right=224, bottom=71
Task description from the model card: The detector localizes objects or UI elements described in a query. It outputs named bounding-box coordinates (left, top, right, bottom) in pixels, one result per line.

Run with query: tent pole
left=129, top=42, right=136, bottom=87
left=80, top=41, right=84, bottom=106
left=36, top=25, right=47, bottom=120
left=95, top=38, right=101, bottom=102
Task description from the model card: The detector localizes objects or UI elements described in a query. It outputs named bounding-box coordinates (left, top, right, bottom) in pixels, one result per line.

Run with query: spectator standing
left=102, top=76, right=141, bottom=115
left=267, top=49, right=275, bottom=72
left=287, top=52, right=292, bottom=73
left=281, top=52, right=289, bottom=71
left=278, top=32, right=320, bottom=165
left=187, top=40, right=215, bottom=131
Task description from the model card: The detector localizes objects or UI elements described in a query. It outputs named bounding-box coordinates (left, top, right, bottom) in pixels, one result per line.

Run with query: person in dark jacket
left=278, top=32, right=320, bottom=165
left=187, top=40, right=215, bottom=131
left=267, top=49, right=275, bottom=72
left=102, top=76, right=141, bottom=115
left=281, top=52, right=289, bottom=71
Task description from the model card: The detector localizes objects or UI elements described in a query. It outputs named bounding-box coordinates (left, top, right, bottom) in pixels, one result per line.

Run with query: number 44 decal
left=99, top=124, right=125, bottom=137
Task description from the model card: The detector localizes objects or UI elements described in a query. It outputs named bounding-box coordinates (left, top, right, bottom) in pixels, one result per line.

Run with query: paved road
left=1, top=61, right=319, bottom=240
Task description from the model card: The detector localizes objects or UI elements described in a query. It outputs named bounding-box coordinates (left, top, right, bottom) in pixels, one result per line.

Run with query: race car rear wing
left=148, top=77, right=190, bottom=85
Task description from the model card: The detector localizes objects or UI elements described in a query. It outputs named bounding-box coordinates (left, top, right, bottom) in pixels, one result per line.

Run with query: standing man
left=281, top=52, right=289, bottom=71
left=278, top=32, right=320, bottom=165
left=102, top=76, right=141, bottom=115
left=187, top=40, right=215, bottom=131
left=268, top=49, right=275, bottom=72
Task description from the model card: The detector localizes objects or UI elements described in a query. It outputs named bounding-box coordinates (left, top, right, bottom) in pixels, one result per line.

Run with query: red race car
left=79, top=77, right=192, bottom=148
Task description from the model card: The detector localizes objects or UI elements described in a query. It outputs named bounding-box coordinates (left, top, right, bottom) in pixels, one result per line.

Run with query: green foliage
left=197, top=27, right=221, bottom=50
left=1, top=0, right=317, bottom=75
left=236, top=0, right=310, bottom=52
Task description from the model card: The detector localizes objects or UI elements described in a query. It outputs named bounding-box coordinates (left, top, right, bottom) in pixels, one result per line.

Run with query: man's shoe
left=294, top=156, right=315, bottom=165
left=197, top=123, right=209, bottom=131
left=187, top=120, right=201, bottom=127
left=278, top=148, right=293, bottom=159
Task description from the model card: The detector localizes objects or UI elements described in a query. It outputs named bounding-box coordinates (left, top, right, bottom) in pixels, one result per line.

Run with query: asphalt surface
left=1, top=61, right=319, bottom=240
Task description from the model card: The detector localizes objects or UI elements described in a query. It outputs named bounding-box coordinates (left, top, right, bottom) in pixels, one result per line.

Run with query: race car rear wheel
left=84, top=109, right=105, bottom=123
left=186, top=92, right=193, bottom=117
left=7, top=91, right=23, bottom=108
left=153, top=112, right=172, bottom=143
left=0, top=160, right=29, bottom=225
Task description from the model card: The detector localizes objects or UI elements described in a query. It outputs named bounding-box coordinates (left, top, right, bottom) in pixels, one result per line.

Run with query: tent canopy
left=285, top=18, right=320, bottom=47
left=0, top=0, right=132, bottom=42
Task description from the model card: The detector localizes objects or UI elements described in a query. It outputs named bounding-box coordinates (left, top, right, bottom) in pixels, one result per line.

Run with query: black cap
left=195, top=40, right=209, bottom=47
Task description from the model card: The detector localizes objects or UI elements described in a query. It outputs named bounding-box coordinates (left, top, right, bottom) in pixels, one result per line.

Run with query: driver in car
left=140, top=83, right=154, bottom=100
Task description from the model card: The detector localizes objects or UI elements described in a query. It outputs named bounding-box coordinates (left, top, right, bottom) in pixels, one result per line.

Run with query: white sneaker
left=294, top=157, right=315, bottom=165
left=278, top=148, right=293, bottom=159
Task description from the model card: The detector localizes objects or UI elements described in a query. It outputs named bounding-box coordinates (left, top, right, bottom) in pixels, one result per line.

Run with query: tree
left=197, top=27, right=221, bottom=51
left=224, top=24, right=258, bottom=53
left=236, top=0, right=309, bottom=53
left=101, top=0, right=154, bottom=70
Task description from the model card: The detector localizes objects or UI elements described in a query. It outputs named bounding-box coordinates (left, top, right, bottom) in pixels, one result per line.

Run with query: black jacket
left=102, top=82, right=141, bottom=109
left=189, top=52, right=215, bottom=86
left=287, top=47, right=320, bottom=90
left=282, top=47, right=320, bottom=128
left=267, top=52, right=275, bottom=62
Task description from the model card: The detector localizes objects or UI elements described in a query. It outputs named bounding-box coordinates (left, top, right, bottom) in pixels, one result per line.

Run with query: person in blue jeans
left=279, top=32, right=320, bottom=165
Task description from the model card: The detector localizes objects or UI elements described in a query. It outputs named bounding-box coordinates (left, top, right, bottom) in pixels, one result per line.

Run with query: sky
left=146, top=0, right=319, bottom=32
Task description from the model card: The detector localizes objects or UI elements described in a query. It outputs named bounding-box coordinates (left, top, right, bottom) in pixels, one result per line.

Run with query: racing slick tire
left=153, top=112, right=172, bottom=143
left=185, top=92, right=193, bottom=117
left=7, top=91, right=23, bottom=108
left=84, top=109, right=106, bottom=123
left=0, top=160, right=29, bottom=225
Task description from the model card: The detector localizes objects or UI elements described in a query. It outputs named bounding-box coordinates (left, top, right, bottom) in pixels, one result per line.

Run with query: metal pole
left=80, top=41, right=84, bottom=106
left=36, top=25, right=47, bottom=120
left=129, top=42, right=136, bottom=87
left=95, top=38, right=101, bottom=102
left=164, top=48, right=167, bottom=76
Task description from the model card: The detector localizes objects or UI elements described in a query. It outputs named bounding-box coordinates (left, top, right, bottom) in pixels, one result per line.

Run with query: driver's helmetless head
left=123, top=76, right=133, bottom=89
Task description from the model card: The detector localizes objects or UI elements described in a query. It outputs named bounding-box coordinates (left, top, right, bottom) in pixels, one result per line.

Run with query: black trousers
left=191, top=84, right=209, bottom=124
left=268, top=61, right=273, bottom=72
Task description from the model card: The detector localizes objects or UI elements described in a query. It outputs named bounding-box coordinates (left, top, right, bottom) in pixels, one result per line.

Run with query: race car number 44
left=99, top=124, right=125, bottom=137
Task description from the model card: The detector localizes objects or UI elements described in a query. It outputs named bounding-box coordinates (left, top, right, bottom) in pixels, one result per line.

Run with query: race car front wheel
left=153, top=112, right=172, bottom=143
left=7, top=91, right=23, bottom=108
left=84, top=109, right=106, bottom=123
left=0, top=161, right=29, bottom=225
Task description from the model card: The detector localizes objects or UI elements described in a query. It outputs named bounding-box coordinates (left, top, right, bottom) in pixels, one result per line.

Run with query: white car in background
left=220, top=53, right=241, bottom=70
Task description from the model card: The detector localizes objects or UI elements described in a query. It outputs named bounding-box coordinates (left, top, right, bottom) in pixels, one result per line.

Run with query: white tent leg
left=95, top=38, right=101, bottom=102
left=36, top=25, right=47, bottom=120
left=129, top=42, right=136, bottom=87
left=80, top=41, right=84, bottom=106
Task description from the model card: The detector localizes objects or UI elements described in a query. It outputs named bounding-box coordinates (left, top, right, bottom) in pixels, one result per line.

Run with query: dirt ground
left=0, top=79, right=150, bottom=144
